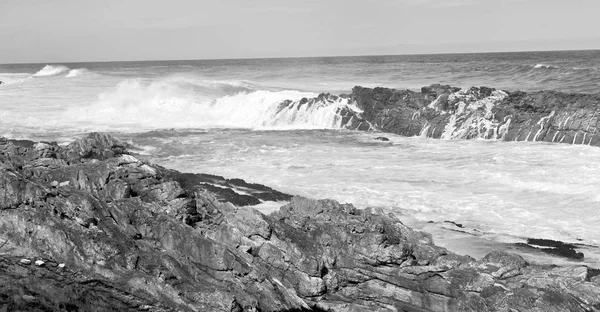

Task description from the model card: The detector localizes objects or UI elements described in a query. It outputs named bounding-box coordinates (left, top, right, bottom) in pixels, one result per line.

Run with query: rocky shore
left=1, top=133, right=600, bottom=311
left=292, top=85, right=600, bottom=147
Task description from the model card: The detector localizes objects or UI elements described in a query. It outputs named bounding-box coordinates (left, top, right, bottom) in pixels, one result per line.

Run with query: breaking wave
left=66, top=68, right=91, bottom=77
left=62, top=77, right=362, bottom=132
left=31, top=65, right=94, bottom=78
left=32, top=65, right=70, bottom=77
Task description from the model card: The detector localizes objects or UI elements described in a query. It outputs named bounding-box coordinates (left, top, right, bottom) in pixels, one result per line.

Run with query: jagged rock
left=0, top=133, right=599, bottom=311
left=63, top=132, right=131, bottom=162
left=292, top=85, right=600, bottom=147
left=163, top=170, right=292, bottom=206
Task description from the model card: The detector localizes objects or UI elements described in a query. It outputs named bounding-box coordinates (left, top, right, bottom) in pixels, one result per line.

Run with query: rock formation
left=1, top=133, right=600, bottom=311
left=290, top=85, right=600, bottom=146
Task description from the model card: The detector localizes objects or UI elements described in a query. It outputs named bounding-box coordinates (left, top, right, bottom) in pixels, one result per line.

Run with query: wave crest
left=66, top=68, right=91, bottom=78
left=62, top=78, right=362, bottom=131
left=32, top=65, right=70, bottom=77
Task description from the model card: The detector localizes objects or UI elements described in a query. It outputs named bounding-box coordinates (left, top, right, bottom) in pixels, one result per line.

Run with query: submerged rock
left=517, top=238, right=586, bottom=260
left=0, top=133, right=599, bottom=311
left=374, top=136, right=390, bottom=141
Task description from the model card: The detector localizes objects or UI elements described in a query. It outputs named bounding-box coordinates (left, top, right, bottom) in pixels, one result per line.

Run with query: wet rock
left=0, top=133, right=599, bottom=311
left=63, top=132, right=131, bottom=162
left=295, top=85, right=600, bottom=147
left=444, top=220, right=464, bottom=228
left=516, top=238, right=585, bottom=260
left=163, top=170, right=292, bottom=206
left=481, top=250, right=528, bottom=269
left=373, top=136, right=390, bottom=141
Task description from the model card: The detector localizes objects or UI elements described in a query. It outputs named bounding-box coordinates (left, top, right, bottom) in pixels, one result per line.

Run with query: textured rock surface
left=296, top=85, right=600, bottom=146
left=1, top=133, right=600, bottom=311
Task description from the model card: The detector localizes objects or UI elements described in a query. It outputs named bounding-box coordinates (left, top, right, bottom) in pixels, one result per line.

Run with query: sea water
left=2, top=51, right=600, bottom=267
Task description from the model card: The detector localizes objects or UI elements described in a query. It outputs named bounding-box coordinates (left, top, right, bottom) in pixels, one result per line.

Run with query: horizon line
left=1, top=48, right=599, bottom=66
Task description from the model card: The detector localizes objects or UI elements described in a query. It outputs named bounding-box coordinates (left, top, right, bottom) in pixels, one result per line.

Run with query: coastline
left=285, top=84, right=600, bottom=147
left=1, top=133, right=600, bottom=311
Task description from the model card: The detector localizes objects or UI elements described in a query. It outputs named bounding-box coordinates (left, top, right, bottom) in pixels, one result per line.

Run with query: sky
left=0, top=0, right=599, bottom=63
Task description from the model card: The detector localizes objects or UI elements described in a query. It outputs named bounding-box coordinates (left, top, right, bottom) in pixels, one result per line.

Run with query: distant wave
left=66, top=68, right=92, bottom=78
left=61, top=77, right=361, bottom=132
left=32, top=65, right=70, bottom=77
left=533, top=63, right=559, bottom=70
left=30, top=65, right=95, bottom=78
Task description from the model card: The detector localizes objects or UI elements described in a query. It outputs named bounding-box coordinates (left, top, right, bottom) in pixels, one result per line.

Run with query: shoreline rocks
left=294, top=84, right=600, bottom=147
left=1, top=133, right=599, bottom=311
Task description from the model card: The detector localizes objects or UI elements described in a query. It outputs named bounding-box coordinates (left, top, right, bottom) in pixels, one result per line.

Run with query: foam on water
left=0, top=73, right=31, bottom=85
left=32, top=64, right=71, bottom=77
left=65, top=68, right=91, bottom=78
left=39, top=77, right=363, bottom=132
left=129, top=129, right=600, bottom=266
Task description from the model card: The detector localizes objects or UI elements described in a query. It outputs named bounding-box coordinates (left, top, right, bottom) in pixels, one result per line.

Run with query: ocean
left=2, top=50, right=600, bottom=267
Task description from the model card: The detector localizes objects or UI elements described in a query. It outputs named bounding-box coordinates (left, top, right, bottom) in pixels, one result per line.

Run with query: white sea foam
left=141, top=130, right=600, bottom=268
left=428, top=88, right=510, bottom=140
left=61, top=78, right=361, bottom=132
left=32, top=65, right=70, bottom=77
left=0, top=73, right=32, bottom=84
left=65, top=68, right=91, bottom=78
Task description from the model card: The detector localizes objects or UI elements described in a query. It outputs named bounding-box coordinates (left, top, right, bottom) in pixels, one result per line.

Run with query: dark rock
left=163, top=170, right=292, bottom=206
left=444, top=220, right=464, bottom=228
left=515, top=238, right=585, bottom=260
left=588, top=268, right=600, bottom=281
left=5, top=139, right=37, bottom=148
left=0, top=133, right=599, bottom=311
left=528, top=238, right=578, bottom=249
left=64, top=132, right=132, bottom=162
left=373, top=136, right=390, bottom=141
left=283, top=84, right=600, bottom=147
